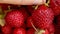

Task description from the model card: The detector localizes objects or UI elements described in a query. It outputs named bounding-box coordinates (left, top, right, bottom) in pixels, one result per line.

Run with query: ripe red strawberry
left=50, top=0, right=60, bottom=16
left=1, top=25, right=12, bottom=34
left=13, top=28, right=26, bottom=34
left=26, top=17, right=34, bottom=28
left=27, top=28, right=35, bottom=34
left=19, top=7, right=29, bottom=20
left=5, top=10, right=24, bottom=27
left=32, top=5, right=54, bottom=29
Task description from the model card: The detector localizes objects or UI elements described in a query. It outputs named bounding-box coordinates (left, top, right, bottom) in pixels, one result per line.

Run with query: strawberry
left=27, top=28, right=35, bottom=34
left=50, top=0, right=60, bottom=16
left=13, top=28, right=26, bottom=34
left=26, top=17, right=34, bottom=28
left=1, top=25, right=12, bottom=34
left=19, top=7, right=29, bottom=20
left=5, top=10, right=24, bottom=27
left=32, top=5, right=54, bottom=29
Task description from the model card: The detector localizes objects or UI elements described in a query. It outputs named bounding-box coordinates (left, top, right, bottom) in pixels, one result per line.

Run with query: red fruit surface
left=13, top=28, right=26, bottom=34
left=1, top=25, right=12, bottom=34
left=5, top=10, right=24, bottom=27
left=26, top=17, right=34, bottom=28
left=19, top=8, right=29, bottom=20
left=50, top=0, right=60, bottom=16
left=27, top=28, right=35, bottom=34
left=32, top=5, right=54, bottom=29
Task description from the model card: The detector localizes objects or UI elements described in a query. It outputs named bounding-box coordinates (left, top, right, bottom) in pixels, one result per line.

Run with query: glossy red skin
left=32, top=5, right=54, bottom=29
left=1, top=25, right=12, bottom=34
left=13, top=28, right=26, bottom=34
left=26, top=17, right=33, bottom=28
left=5, top=10, right=24, bottom=27
left=27, top=28, right=35, bottom=34
left=50, top=0, right=60, bottom=16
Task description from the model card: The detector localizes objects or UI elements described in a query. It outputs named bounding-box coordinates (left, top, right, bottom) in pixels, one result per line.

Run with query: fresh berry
left=13, top=28, right=26, bottom=34
left=19, top=7, right=29, bottom=20
left=5, top=10, right=24, bottom=27
left=1, top=25, right=12, bottom=34
left=32, top=5, right=54, bottom=29
left=50, top=0, right=60, bottom=16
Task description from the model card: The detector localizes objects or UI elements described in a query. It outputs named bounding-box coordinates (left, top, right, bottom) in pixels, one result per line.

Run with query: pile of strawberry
left=0, top=0, right=60, bottom=34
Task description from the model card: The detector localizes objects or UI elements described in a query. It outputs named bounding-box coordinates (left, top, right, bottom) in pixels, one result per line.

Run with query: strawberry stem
left=34, top=5, right=38, bottom=10
left=30, top=20, right=38, bottom=32
left=44, top=0, right=50, bottom=7
left=8, top=5, right=11, bottom=10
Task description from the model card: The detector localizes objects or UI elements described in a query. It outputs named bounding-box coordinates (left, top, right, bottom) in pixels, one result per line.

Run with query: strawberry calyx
left=44, top=0, right=50, bottom=7
left=34, top=0, right=50, bottom=10
left=35, top=29, right=46, bottom=34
